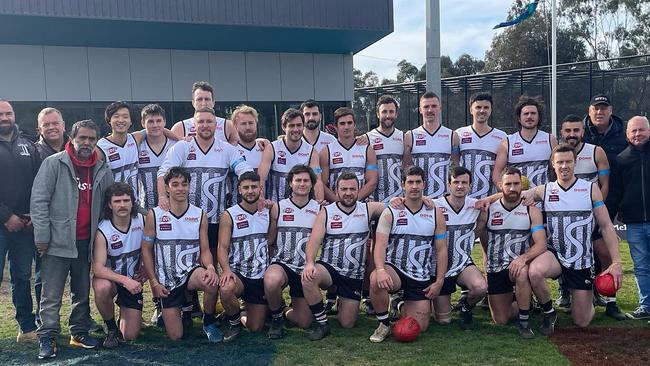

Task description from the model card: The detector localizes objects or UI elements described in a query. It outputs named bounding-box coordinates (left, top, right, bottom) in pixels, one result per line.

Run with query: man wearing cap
left=583, top=95, right=627, bottom=168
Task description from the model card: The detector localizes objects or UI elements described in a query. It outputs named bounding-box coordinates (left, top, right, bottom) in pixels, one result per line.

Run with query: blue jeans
left=0, top=227, right=37, bottom=332
left=627, top=223, right=650, bottom=311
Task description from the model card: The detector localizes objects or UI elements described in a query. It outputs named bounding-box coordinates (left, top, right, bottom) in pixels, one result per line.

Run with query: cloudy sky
left=354, top=0, right=514, bottom=79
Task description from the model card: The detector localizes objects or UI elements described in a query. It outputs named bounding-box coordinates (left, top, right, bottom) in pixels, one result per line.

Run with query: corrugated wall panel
left=0, top=0, right=391, bottom=31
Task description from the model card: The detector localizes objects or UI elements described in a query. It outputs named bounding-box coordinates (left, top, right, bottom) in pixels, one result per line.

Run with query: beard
left=0, top=124, right=14, bottom=136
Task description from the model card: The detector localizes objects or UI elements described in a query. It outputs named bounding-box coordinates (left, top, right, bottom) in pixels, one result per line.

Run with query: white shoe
left=369, top=323, right=391, bottom=343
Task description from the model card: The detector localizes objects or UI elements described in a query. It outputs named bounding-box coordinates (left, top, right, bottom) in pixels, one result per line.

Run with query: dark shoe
left=540, top=311, right=558, bottom=336
left=103, top=329, right=122, bottom=349
left=223, top=324, right=242, bottom=343
left=267, top=318, right=285, bottom=340
left=518, top=323, right=535, bottom=339
left=38, top=337, right=57, bottom=359
left=203, top=323, right=223, bottom=343
left=626, top=307, right=650, bottom=320
left=453, top=291, right=469, bottom=312
left=605, top=302, right=627, bottom=321
left=556, top=291, right=571, bottom=313
left=70, top=333, right=99, bottom=349
left=459, top=309, right=473, bottom=330
left=307, top=323, right=331, bottom=341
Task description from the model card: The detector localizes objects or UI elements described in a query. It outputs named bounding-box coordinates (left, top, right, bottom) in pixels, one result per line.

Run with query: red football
left=595, top=273, right=617, bottom=297
left=393, top=316, right=421, bottom=342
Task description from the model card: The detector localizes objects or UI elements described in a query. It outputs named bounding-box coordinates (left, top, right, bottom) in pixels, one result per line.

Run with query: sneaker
left=518, top=323, right=535, bottom=339
left=203, top=323, right=223, bottom=343
left=453, top=292, right=469, bottom=312
left=369, top=323, right=391, bottom=343
left=362, top=298, right=376, bottom=316
left=223, top=324, right=242, bottom=343
left=459, top=309, right=473, bottom=331
left=605, top=302, right=627, bottom=321
left=307, top=323, right=331, bottom=341
left=70, top=333, right=99, bottom=349
left=38, top=337, right=57, bottom=359
left=626, top=307, right=650, bottom=320
left=267, top=318, right=285, bottom=340
left=103, top=329, right=122, bottom=349
left=16, top=330, right=38, bottom=343
left=556, top=292, right=571, bottom=312
left=540, top=311, right=558, bottom=336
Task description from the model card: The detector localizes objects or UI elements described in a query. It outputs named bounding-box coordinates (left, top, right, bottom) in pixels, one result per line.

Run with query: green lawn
left=0, top=242, right=644, bottom=366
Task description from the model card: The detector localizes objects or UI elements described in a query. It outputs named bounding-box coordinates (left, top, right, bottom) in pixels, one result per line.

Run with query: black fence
left=354, top=54, right=650, bottom=134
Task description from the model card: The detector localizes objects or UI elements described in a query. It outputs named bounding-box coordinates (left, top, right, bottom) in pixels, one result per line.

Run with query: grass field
left=0, top=242, right=646, bottom=366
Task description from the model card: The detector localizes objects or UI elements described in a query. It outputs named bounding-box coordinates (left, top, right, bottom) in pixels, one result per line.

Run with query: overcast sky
left=353, top=0, right=514, bottom=79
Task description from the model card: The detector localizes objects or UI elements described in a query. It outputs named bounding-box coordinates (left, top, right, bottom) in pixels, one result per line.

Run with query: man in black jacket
left=0, top=99, right=42, bottom=342
left=607, top=116, right=650, bottom=321
left=583, top=94, right=628, bottom=167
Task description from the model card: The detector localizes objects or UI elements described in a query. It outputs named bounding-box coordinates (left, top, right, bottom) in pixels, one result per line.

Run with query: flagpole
left=551, top=0, right=557, bottom=136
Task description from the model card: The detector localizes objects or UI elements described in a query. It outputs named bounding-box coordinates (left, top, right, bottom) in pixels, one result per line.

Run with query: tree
left=454, top=54, right=485, bottom=76
left=353, top=68, right=380, bottom=88
left=484, top=1, right=588, bottom=71
left=396, top=59, right=419, bottom=83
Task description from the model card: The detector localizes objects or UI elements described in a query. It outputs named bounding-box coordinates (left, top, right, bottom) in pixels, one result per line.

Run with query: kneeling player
left=92, top=183, right=145, bottom=347
left=477, top=167, right=547, bottom=338
left=218, top=171, right=276, bottom=342
left=141, top=167, right=221, bottom=342
left=369, top=166, right=448, bottom=343
left=301, top=172, right=384, bottom=340
left=264, top=165, right=321, bottom=338
left=432, top=166, right=486, bottom=330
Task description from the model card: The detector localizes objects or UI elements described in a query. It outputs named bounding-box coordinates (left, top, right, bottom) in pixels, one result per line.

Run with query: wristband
left=367, top=164, right=379, bottom=171
left=593, top=200, right=604, bottom=208
left=312, top=167, right=322, bottom=174
left=597, top=169, right=610, bottom=176
left=434, top=232, right=447, bottom=240
left=143, top=235, right=155, bottom=243
left=451, top=146, right=460, bottom=153
left=530, top=225, right=544, bottom=234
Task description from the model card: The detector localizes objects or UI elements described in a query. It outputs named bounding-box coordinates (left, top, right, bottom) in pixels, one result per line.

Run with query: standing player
left=92, top=183, right=144, bottom=348
left=264, top=165, right=322, bottom=338
left=492, top=96, right=558, bottom=189
left=170, top=81, right=237, bottom=144
left=404, top=92, right=459, bottom=198
left=137, top=104, right=177, bottom=211
left=228, top=105, right=267, bottom=206
left=301, top=100, right=337, bottom=153
left=526, top=144, right=624, bottom=330
left=320, top=107, right=378, bottom=202
left=258, top=108, right=323, bottom=202
left=432, top=166, right=487, bottom=330
left=301, top=173, right=385, bottom=340
left=477, top=167, right=547, bottom=338
left=456, top=92, right=507, bottom=198
left=558, top=114, right=625, bottom=320
left=365, top=95, right=405, bottom=203
left=218, top=172, right=276, bottom=341
left=97, top=102, right=141, bottom=202
left=141, top=167, right=221, bottom=342
left=368, top=166, right=447, bottom=343
left=157, top=107, right=251, bottom=258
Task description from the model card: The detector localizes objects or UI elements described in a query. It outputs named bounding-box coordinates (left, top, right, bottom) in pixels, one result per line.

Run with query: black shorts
left=160, top=267, right=200, bottom=309
left=439, top=262, right=476, bottom=296
left=561, top=266, right=594, bottom=291
left=272, top=262, right=304, bottom=298
left=235, top=272, right=267, bottom=305
left=487, top=269, right=515, bottom=295
left=318, top=261, right=363, bottom=301
left=208, top=223, right=219, bottom=248
left=386, top=263, right=433, bottom=301
left=116, top=285, right=144, bottom=311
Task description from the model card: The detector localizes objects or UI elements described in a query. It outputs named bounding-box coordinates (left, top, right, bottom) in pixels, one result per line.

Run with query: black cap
left=590, top=94, right=611, bottom=106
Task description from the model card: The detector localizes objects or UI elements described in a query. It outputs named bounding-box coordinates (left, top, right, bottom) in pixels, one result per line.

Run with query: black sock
left=308, top=302, right=328, bottom=325
left=203, top=312, right=216, bottom=326
left=105, top=318, right=118, bottom=332
left=518, top=309, right=530, bottom=328
left=541, top=300, right=554, bottom=313
left=375, top=311, right=390, bottom=326
left=270, top=306, right=284, bottom=321
left=459, top=298, right=474, bottom=312
left=362, top=289, right=370, bottom=299
left=226, top=311, right=241, bottom=327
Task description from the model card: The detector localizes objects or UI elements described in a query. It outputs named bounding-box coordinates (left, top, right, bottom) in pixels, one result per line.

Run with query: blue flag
left=493, top=1, right=539, bottom=29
